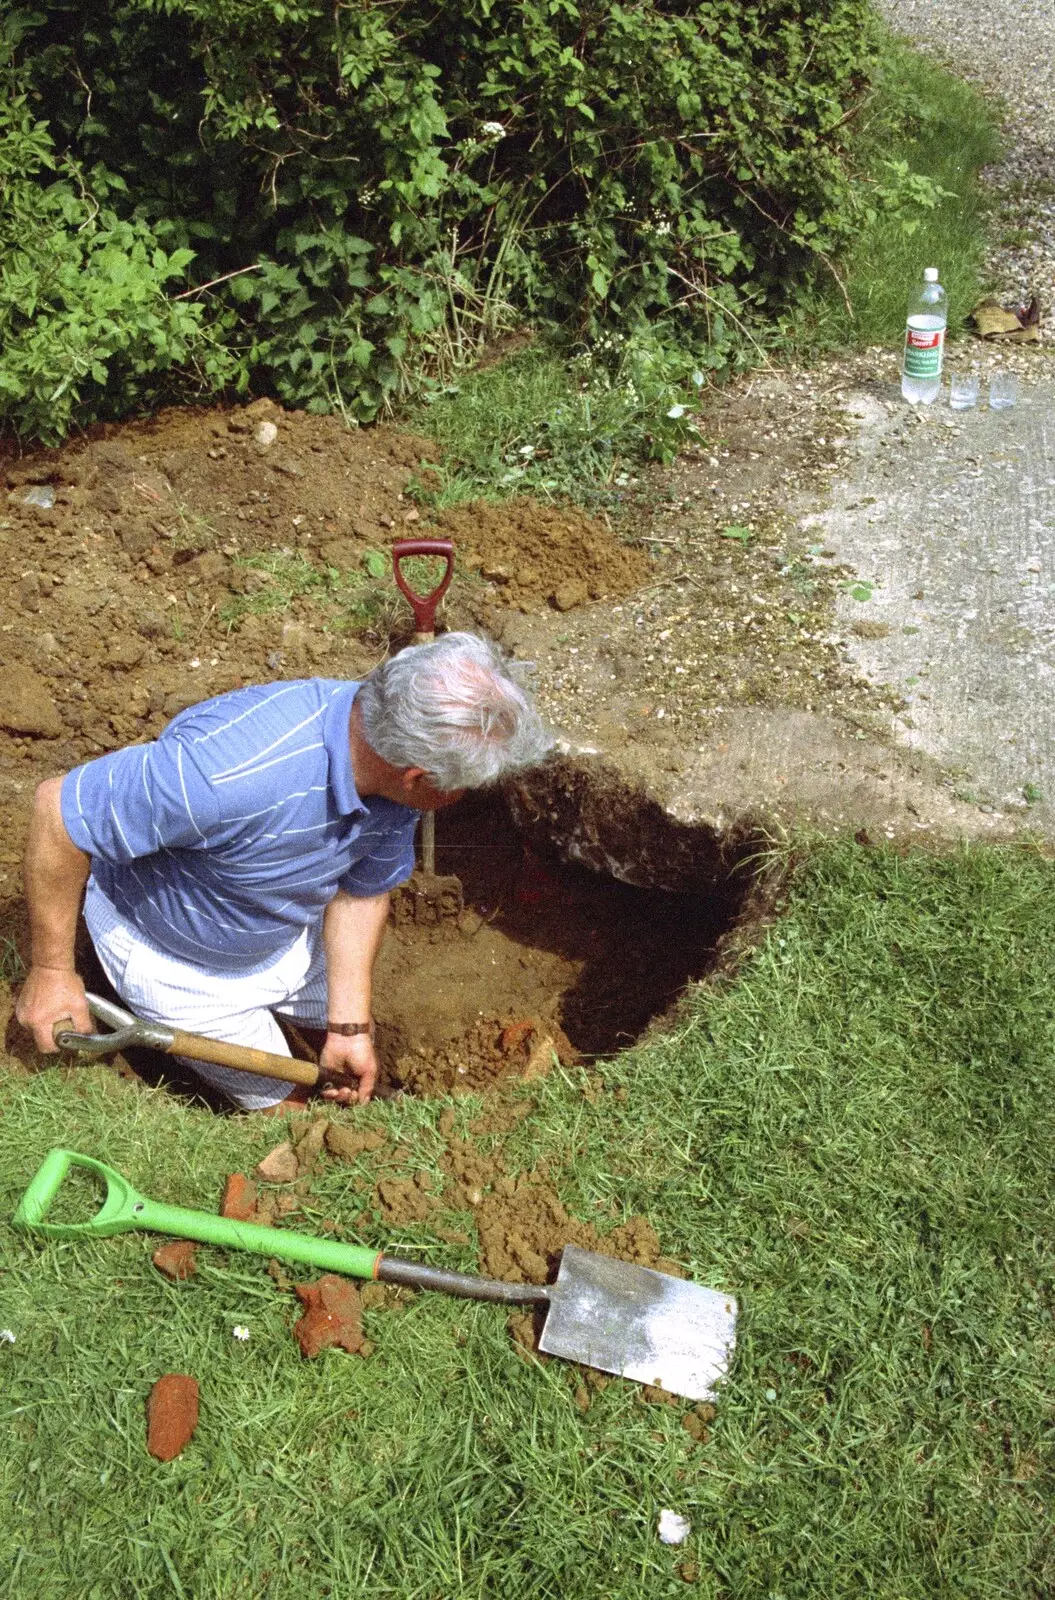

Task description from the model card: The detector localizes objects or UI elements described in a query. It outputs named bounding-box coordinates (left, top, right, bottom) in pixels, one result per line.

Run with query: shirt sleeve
left=338, top=805, right=419, bottom=897
left=61, top=736, right=222, bottom=863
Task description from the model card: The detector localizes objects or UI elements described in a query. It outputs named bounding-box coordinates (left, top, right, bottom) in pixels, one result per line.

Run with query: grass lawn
left=1, top=840, right=1053, bottom=1598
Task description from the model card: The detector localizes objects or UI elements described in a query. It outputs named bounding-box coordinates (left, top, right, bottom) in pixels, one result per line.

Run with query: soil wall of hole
left=366, top=770, right=764, bottom=1096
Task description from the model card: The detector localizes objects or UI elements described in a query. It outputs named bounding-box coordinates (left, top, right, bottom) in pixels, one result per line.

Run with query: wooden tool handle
left=168, top=1031, right=320, bottom=1087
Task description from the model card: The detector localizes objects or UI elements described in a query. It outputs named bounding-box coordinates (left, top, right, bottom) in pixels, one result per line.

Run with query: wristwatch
left=325, top=1020, right=374, bottom=1037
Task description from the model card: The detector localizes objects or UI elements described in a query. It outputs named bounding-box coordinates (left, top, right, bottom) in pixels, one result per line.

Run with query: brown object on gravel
left=151, top=1239, right=198, bottom=1281
left=255, top=1142, right=299, bottom=1184
left=146, top=1374, right=200, bottom=1460
left=221, top=1173, right=258, bottom=1221
left=293, top=1275, right=365, bottom=1359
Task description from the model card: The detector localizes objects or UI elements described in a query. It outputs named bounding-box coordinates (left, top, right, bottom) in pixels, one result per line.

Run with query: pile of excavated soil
left=434, top=498, right=648, bottom=612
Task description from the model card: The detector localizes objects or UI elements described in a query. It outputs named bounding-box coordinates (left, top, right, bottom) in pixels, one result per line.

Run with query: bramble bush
left=6, top=0, right=893, bottom=439
left=0, top=13, right=238, bottom=444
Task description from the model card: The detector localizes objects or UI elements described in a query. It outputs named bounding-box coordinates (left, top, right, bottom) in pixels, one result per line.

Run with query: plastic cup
left=988, top=373, right=1018, bottom=410
left=948, top=373, right=979, bottom=410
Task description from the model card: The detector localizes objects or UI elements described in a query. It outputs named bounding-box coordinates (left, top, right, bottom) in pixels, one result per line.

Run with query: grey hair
left=356, top=632, right=554, bottom=791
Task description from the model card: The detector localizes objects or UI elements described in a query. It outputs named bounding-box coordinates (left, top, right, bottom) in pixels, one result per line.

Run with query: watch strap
left=326, top=1021, right=374, bottom=1037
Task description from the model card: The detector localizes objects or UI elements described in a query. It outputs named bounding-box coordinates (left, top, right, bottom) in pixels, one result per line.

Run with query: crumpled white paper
left=657, top=1509, right=691, bottom=1546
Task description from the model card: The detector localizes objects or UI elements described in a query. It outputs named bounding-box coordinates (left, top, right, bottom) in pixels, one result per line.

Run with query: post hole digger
left=14, top=1147, right=739, bottom=1402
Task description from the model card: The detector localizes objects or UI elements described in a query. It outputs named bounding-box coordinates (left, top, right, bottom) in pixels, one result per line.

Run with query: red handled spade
left=391, top=538, right=463, bottom=922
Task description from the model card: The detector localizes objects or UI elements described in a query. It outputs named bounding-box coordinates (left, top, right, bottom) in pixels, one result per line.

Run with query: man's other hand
left=318, top=1030, right=378, bottom=1105
left=16, top=966, right=92, bottom=1054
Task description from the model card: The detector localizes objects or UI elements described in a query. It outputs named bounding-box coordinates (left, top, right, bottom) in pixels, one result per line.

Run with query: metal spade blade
left=537, top=1244, right=738, bottom=1402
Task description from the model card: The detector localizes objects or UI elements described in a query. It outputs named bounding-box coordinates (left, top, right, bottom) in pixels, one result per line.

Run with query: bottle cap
left=924, top=267, right=939, bottom=282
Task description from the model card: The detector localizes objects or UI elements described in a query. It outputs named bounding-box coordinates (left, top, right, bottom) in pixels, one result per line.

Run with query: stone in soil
left=292, top=1275, right=365, bottom=1359
left=255, top=1142, right=299, bottom=1184
left=151, top=1239, right=197, bottom=1281
left=146, top=1374, right=200, bottom=1460
left=0, top=665, right=63, bottom=737
left=221, top=1173, right=258, bottom=1221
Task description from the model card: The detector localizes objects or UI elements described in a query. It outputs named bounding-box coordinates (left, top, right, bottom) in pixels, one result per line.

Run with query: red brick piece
left=293, top=1274, right=365, bottom=1359
left=151, top=1240, right=197, bottom=1281
left=221, top=1172, right=258, bottom=1221
left=146, top=1374, right=199, bottom=1461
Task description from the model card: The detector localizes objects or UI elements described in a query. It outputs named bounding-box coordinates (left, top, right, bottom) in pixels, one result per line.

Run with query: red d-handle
left=392, top=539, right=455, bottom=636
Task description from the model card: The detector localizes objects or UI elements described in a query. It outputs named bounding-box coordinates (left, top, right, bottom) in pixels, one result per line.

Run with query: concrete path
left=817, top=384, right=1055, bottom=829
left=806, top=0, right=1055, bottom=834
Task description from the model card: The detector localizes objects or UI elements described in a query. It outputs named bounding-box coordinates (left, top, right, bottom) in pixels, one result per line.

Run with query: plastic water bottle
left=901, top=268, right=947, bottom=404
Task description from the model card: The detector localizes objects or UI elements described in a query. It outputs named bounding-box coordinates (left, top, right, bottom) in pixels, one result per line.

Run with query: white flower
left=480, top=121, right=506, bottom=139
left=0, top=1329, right=15, bottom=1344
left=232, top=1324, right=250, bottom=1342
left=666, top=404, right=687, bottom=419
left=658, top=1510, right=691, bottom=1545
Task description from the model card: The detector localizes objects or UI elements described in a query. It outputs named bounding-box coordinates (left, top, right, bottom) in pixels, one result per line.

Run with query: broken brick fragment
left=151, top=1240, right=197, bottom=1282
left=146, top=1374, right=199, bottom=1461
left=293, top=1274, right=365, bottom=1359
left=221, top=1172, right=257, bottom=1221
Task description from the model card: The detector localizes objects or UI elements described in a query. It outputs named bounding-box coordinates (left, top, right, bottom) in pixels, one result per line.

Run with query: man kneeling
left=16, top=633, right=551, bottom=1111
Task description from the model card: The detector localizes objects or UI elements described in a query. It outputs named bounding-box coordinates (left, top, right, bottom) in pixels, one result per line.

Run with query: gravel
left=880, top=0, right=1055, bottom=310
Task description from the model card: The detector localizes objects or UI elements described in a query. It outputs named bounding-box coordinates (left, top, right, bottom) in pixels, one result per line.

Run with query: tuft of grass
left=407, top=337, right=704, bottom=513
left=1, top=840, right=1053, bottom=1596
left=792, top=38, right=1003, bottom=350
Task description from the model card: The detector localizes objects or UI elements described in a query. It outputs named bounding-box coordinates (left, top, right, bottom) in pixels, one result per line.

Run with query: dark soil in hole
left=371, top=791, right=752, bottom=1094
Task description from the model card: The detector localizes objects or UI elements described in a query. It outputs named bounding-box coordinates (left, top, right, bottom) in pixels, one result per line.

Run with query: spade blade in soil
left=538, top=1245, right=737, bottom=1402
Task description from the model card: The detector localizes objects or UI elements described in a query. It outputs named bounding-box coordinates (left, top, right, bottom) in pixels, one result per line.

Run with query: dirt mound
left=435, top=497, right=648, bottom=611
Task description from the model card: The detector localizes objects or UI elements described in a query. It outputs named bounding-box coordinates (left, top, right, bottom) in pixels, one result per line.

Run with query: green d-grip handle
left=13, top=1148, right=382, bottom=1279
left=13, top=1149, right=143, bottom=1237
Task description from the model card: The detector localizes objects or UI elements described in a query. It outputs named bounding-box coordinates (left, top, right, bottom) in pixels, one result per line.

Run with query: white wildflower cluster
left=480, top=121, right=506, bottom=140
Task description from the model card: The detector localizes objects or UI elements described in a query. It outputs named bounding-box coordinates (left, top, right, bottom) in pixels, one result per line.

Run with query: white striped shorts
left=84, top=878, right=328, bottom=1111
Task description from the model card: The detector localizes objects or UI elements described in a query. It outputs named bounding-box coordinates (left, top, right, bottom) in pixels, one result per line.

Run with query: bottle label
left=903, top=325, right=945, bottom=378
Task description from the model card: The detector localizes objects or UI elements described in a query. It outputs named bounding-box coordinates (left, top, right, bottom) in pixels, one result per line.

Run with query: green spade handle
left=12, top=1149, right=547, bottom=1305
left=13, top=1148, right=381, bottom=1278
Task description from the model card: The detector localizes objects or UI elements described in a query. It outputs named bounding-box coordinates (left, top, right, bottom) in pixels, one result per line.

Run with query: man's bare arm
left=318, top=888, right=390, bottom=1104
left=16, top=775, right=93, bottom=1051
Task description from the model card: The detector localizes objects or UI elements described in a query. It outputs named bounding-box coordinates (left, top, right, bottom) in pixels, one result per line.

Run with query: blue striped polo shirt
left=61, top=678, right=419, bottom=971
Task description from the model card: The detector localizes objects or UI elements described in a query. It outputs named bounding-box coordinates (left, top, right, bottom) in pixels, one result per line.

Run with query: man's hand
left=16, top=965, right=92, bottom=1054
left=318, top=1030, right=379, bottom=1105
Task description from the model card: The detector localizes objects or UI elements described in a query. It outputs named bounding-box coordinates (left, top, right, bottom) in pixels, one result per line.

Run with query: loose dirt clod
left=146, top=1374, right=199, bottom=1460
left=221, top=1173, right=257, bottom=1221
left=293, top=1275, right=365, bottom=1359
left=292, top=1116, right=329, bottom=1172
left=376, top=1177, right=436, bottom=1225
left=324, top=1124, right=387, bottom=1162
left=255, top=1142, right=299, bottom=1184
left=151, top=1240, right=197, bottom=1281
